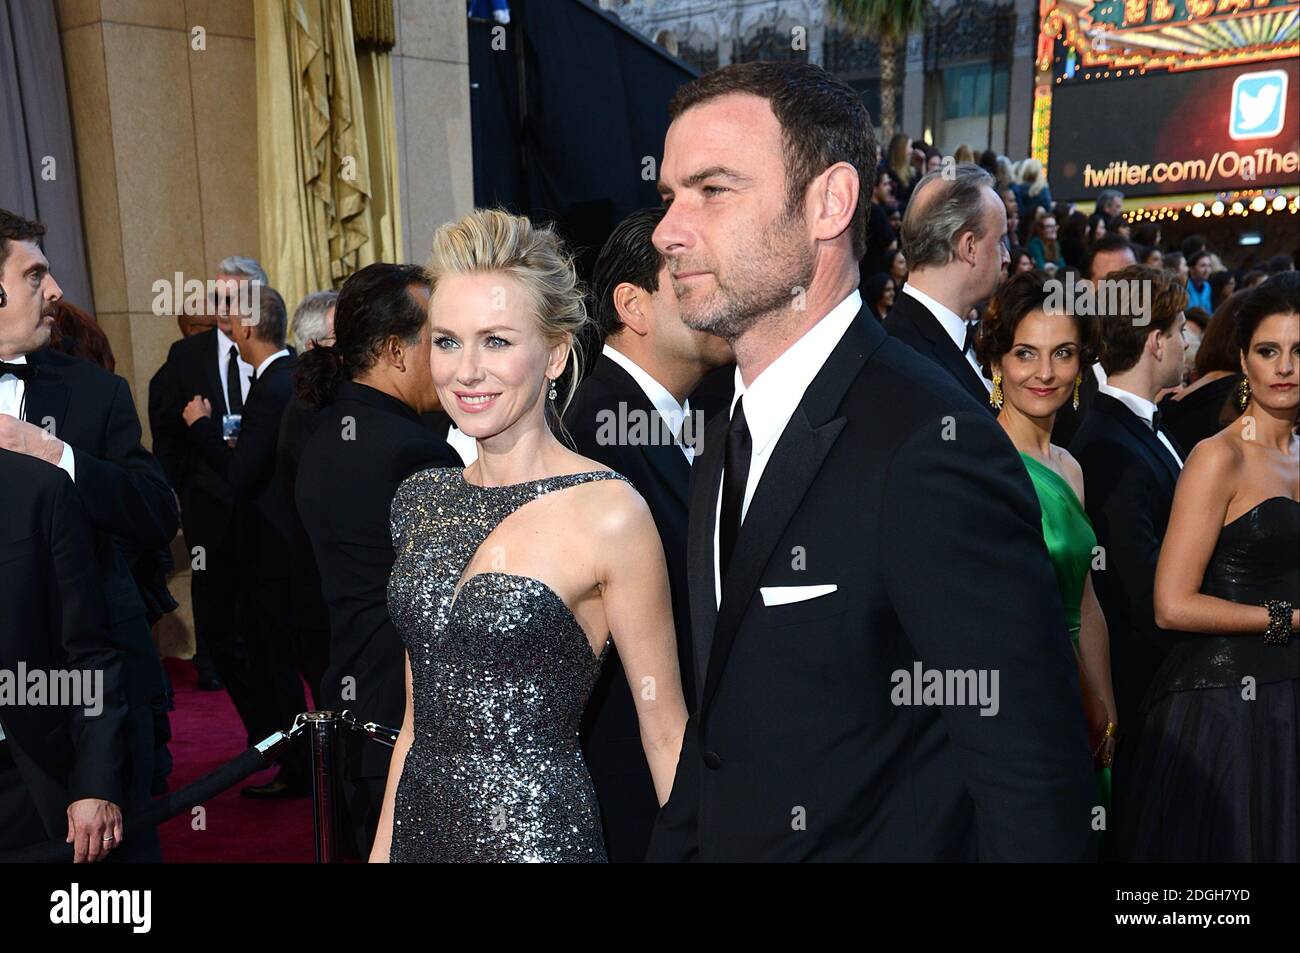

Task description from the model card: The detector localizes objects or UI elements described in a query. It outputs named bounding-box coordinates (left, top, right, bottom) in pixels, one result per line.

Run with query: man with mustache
left=0, top=208, right=177, bottom=861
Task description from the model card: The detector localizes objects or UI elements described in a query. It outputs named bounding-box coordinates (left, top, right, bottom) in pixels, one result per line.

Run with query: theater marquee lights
left=1033, top=0, right=1300, bottom=201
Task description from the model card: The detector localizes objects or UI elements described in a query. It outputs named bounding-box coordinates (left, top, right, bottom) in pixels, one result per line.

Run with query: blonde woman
left=371, top=209, right=688, bottom=862
left=1015, top=157, right=1054, bottom=219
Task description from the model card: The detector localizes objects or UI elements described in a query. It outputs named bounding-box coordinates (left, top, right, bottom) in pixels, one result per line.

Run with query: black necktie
left=0, top=361, right=34, bottom=382
left=1150, top=409, right=1164, bottom=434
left=718, top=396, right=752, bottom=585
left=962, top=320, right=979, bottom=355
left=225, top=345, right=244, bottom=414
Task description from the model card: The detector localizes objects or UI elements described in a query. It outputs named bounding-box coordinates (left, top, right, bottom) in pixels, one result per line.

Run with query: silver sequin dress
left=386, top=467, right=630, bottom=862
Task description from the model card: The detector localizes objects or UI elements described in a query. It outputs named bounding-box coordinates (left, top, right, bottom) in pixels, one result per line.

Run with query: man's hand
left=182, top=395, right=213, bottom=426
left=66, top=798, right=124, bottom=863
left=0, top=412, right=66, bottom=465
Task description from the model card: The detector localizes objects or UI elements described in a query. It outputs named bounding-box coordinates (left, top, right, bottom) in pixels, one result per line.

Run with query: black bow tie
left=0, top=361, right=35, bottom=382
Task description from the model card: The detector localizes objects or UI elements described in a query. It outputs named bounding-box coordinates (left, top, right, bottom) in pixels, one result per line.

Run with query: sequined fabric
left=386, top=467, right=629, bottom=862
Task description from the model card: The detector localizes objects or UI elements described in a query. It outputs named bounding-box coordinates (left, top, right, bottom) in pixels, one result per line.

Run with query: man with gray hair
left=182, top=283, right=309, bottom=797
left=148, top=255, right=270, bottom=702
left=1096, top=188, right=1124, bottom=220
left=289, top=290, right=338, bottom=353
left=884, top=164, right=1008, bottom=410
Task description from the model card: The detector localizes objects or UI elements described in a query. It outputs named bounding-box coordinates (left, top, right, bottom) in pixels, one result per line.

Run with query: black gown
left=1117, top=497, right=1299, bottom=861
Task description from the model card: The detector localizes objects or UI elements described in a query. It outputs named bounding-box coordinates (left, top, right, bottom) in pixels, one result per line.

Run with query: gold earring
left=990, top=372, right=1003, bottom=410
left=1072, top=374, right=1082, bottom=411
left=1237, top=376, right=1250, bottom=410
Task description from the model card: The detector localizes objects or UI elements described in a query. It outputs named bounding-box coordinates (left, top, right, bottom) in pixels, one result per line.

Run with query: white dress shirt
left=899, top=282, right=991, bottom=393
left=602, top=343, right=694, bottom=463
left=253, top=348, right=291, bottom=382
left=217, top=328, right=254, bottom=412
left=714, top=291, right=861, bottom=606
left=1097, top=380, right=1183, bottom=468
left=0, top=353, right=77, bottom=479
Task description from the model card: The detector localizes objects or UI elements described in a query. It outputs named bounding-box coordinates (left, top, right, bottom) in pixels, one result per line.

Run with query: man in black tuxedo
left=1071, top=264, right=1187, bottom=737
left=149, top=256, right=265, bottom=702
left=646, top=64, right=1093, bottom=862
left=564, top=207, right=732, bottom=861
left=0, top=209, right=178, bottom=861
left=0, top=450, right=126, bottom=861
left=184, top=283, right=307, bottom=797
left=884, top=164, right=1007, bottom=412
left=295, top=263, right=462, bottom=856
left=1051, top=236, right=1138, bottom=447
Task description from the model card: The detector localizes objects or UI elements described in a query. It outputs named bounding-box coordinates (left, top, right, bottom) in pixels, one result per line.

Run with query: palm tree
left=827, top=0, right=929, bottom=137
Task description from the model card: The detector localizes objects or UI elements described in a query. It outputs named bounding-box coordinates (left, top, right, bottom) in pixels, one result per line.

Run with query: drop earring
left=1072, top=374, right=1082, bottom=411
left=990, top=372, right=1003, bottom=410
left=1237, top=377, right=1250, bottom=410
left=548, top=379, right=558, bottom=401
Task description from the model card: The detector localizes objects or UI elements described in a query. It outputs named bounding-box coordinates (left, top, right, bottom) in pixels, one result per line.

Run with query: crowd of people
left=0, top=59, right=1296, bottom=864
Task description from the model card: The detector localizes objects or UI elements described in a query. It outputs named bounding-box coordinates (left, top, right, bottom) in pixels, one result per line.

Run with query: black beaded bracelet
left=1263, top=600, right=1292, bottom=646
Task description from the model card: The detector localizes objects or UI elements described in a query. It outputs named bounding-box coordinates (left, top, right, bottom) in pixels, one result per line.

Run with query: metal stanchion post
left=305, top=711, right=344, bottom=864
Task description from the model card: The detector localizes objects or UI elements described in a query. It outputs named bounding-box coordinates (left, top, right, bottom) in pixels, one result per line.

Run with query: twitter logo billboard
left=1230, top=70, right=1287, bottom=141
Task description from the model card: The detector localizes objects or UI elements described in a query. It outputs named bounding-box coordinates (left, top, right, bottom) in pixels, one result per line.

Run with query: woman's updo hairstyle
left=427, top=208, right=589, bottom=416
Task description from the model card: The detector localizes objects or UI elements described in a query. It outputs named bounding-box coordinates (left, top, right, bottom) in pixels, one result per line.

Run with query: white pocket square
left=760, top=584, right=838, bottom=607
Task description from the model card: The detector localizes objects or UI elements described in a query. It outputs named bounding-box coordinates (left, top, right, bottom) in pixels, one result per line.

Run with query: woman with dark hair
left=1105, top=215, right=1130, bottom=241
left=48, top=300, right=115, bottom=372
left=1138, top=244, right=1163, bottom=270
left=1058, top=211, right=1090, bottom=269
left=862, top=272, right=895, bottom=321
left=1164, top=251, right=1188, bottom=285
left=975, top=269, right=1116, bottom=814
left=887, top=247, right=908, bottom=287
left=1160, top=295, right=1246, bottom=450
left=1006, top=245, right=1034, bottom=278
left=1208, top=269, right=1236, bottom=310
left=1131, top=222, right=1161, bottom=249
left=1121, top=278, right=1299, bottom=862
left=1185, top=250, right=1214, bottom=311
left=1086, top=212, right=1107, bottom=246
left=1179, top=306, right=1210, bottom=374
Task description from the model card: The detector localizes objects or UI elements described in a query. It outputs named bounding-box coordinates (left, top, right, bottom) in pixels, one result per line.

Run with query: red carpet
left=157, top=657, right=315, bottom=862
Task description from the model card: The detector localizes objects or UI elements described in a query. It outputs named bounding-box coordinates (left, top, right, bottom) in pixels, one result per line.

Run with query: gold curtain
left=256, top=0, right=402, bottom=325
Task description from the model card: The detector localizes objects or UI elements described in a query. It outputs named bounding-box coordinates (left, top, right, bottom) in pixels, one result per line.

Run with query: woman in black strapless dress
left=1118, top=279, right=1299, bottom=861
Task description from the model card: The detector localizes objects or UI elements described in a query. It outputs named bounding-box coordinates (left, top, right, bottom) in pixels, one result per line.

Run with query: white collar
left=601, top=343, right=690, bottom=435
left=217, top=326, right=237, bottom=353
left=0, top=353, right=28, bottom=366
left=900, top=281, right=968, bottom=351
left=730, top=290, right=861, bottom=455
left=1097, top=380, right=1158, bottom=427
left=254, top=349, right=290, bottom=380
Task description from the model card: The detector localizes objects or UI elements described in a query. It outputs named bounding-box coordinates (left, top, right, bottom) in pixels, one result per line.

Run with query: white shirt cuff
left=57, top=440, right=77, bottom=481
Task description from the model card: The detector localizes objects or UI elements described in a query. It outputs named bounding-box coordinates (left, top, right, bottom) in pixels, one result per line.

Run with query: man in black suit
left=646, top=63, right=1093, bottom=861
left=184, top=283, right=308, bottom=797
left=295, top=263, right=462, bottom=856
left=277, top=290, right=340, bottom=706
left=564, top=207, right=732, bottom=862
left=149, top=256, right=265, bottom=703
left=0, top=449, right=126, bottom=861
left=0, top=209, right=178, bottom=861
left=1071, top=264, right=1187, bottom=736
left=1051, top=235, right=1138, bottom=447
left=884, top=164, right=1008, bottom=412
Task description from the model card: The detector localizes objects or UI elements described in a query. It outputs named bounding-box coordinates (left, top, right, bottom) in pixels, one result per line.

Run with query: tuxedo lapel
left=898, top=293, right=991, bottom=410
left=204, top=332, right=230, bottom=417
left=596, top=355, right=691, bottom=507
left=699, top=309, right=880, bottom=713
left=20, top=350, right=69, bottom=431
left=687, top=409, right=726, bottom=696
left=1097, top=393, right=1180, bottom=491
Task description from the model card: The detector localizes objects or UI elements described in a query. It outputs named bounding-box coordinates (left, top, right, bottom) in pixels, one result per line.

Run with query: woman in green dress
left=975, top=270, right=1118, bottom=814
